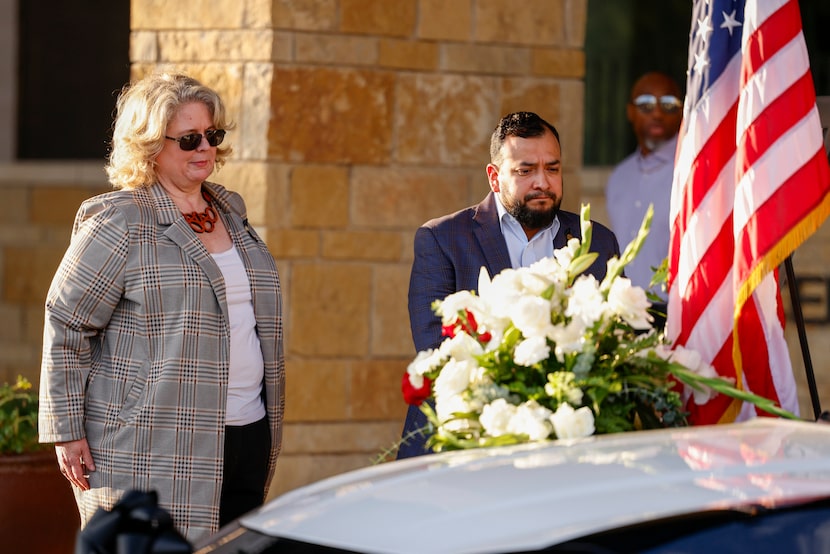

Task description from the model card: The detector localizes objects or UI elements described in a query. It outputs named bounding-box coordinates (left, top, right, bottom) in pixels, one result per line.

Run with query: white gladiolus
left=607, top=277, right=653, bottom=329
left=652, top=344, right=722, bottom=405
left=406, top=348, right=440, bottom=378
left=550, top=403, right=595, bottom=439
left=438, top=332, right=483, bottom=361
left=511, top=400, right=553, bottom=440
left=513, top=336, right=551, bottom=366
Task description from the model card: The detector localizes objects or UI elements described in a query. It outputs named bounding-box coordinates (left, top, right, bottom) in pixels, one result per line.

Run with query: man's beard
left=504, top=191, right=561, bottom=230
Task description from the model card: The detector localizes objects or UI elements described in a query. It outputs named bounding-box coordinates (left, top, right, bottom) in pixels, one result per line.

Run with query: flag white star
left=694, top=51, right=709, bottom=75
left=697, top=15, right=713, bottom=43
left=721, top=9, right=742, bottom=36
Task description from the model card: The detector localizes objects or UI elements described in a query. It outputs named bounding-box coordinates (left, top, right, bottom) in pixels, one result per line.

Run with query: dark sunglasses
left=164, top=129, right=226, bottom=151
left=632, top=94, right=683, bottom=114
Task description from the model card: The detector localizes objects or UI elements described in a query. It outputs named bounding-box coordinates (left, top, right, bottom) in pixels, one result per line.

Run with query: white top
left=211, top=245, right=266, bottom=426
left=494, top=194, right=561, bottom=268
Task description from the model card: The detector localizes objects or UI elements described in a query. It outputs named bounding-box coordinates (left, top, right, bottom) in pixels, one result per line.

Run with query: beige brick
left=351, top=359, right=410, bottom=420
left=265, top=229, right=320, bottom=258
left=130, top=31, right=158, bottom=63
left=394, top=74, right=499, bottom=166
left=532, top=48, right=586, bottom=78
left=378, top=39, right=439, bottom=71
left=281, top=421, right=402, bottom=454
left=475, top=0, right=565, bottom=46
left=30, top=187, right=97, bottom=226
left=371, top=265, right=413, bottom=356
left=284, top=359, right=349, bottom=421
left=0, top=304, right=23, bottom=342
left=565, top=0, right=589, bottom=47
left=296, top=34, right=379, bottom=66
left=157, top=30, right=278, bottom=62
left=321, top=231, right=401, bottom=261
left=243, top=0, right=274, bottom=28
left=556, top=80, right=586, bottom=168
left=291, top=166, right=350, bottom=228
left=288, top=263, right=372, bottom=356
left=350, top=167, right=471, bottom=229
left=2, top=187, right=27, bottom=225
left=3, top=246, right=65, bottom=305
left=500, top=79, right=561, bottom=129
left=131, top=0, right=246, bottom=30
left=442, top=43, right=531, bottom=75
left=220, top=161, right=290, bottom=227
left=418, top=0, right=472, bottom=41
left=272, top=0, right=338, bottom=31
left=340, top=0, right=416, bottom=37
left=268, top=68, right=395, bottom=164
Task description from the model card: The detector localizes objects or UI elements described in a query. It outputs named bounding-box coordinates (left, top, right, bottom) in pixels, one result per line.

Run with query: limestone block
left=131, top=0, right=246, bottom=30
left=0, top=304, right=23, bottom=341
left=350, top=359, right=410, bottom=420
left=158, top=30, right=278, bottom=62
left=556, top=80, right=586, bottom=167
left=284, top=359, right=349, bottom=421
left=350, top=166, right=471, bottom=229
left=272, top=0, right=339, bottom=31
left=291, top=165, right=350, bottom=228
left=394, top=74, right=498, bottom=166
left=441, top=43, right=531, bottom=75
left=218, top=161, right=290, bottom=227
left=370, top=264, right=413, bottom=356
left=296, top=34, right=379, bottom=66
left=500, top=78, right=561, bottom=129
left=288, top=262, right=371, bottom=356
left=243, top=0, right=275, bottom=29
left=265, top=229, right=320, bottom=258
left=475, top=0, right=565, bottom=46
left=321, top=232, right=401, bottom=261
left=0, top=225, right=43, bottom=246
left=418, top=0, right=472, bottom=41
left=3, top=187, right=28, bottom=225
left=268, top=67, right=395, bottom=164
left=378, top=39, right=439, bottom=71
left=280, top=421, right=402, bottom=454
left=238, top=63, right=276, bottom=160
left=30, top=187, right=99, bottom=225
left=532, top=48, right=586, bottom=78
left=340, top=0, right=417, bottom=37
left=130, top=31, right=158, bottom=63
left=3, top=246, right=65, bottom=305
left=564, top=0, right=589, bottom=47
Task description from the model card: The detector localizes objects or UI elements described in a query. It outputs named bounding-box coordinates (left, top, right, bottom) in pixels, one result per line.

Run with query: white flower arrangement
left=400, top=205, right=797, bottom=453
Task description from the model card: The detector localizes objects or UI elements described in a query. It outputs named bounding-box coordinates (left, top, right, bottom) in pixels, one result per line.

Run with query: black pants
left=220, top=417, right=271, bottom=526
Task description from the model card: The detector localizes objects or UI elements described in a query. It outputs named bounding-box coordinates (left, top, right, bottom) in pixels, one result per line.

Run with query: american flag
left=667, top=0, right=830, bottom=424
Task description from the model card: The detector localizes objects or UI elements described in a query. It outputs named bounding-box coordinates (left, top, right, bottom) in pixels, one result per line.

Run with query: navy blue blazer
left=398, top=192, right=621, bottom=459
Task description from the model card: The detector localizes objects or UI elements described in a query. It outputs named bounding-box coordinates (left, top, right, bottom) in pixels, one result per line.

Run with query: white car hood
left=242, top=419, right=830, bottom=553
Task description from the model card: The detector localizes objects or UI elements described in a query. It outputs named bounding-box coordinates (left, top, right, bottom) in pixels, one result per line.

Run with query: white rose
left=435, top=394, right=475, bottom=431
left=479, top=398, right=516, bottom=436
left=513, top=336, right=551, bottom=366
left=607, top=277, right=653, bottom=330
left=438, top=332, right=483, bottom=361
left=565, top=275, right=606, bottom=327
left=510, top=296, right=554, bottom=339
left=436, top=290, right=480, bottom=324
left=433, top=358, right=477, bottom=400
left=406, top=348, right=440, bottom=378
left=509, top=400, right=553, bottom=440
left=550, top=403, right=595, bottom=439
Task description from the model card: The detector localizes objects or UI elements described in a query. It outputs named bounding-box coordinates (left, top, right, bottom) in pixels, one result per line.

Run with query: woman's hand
left=55, top=438, right=95, bottom=491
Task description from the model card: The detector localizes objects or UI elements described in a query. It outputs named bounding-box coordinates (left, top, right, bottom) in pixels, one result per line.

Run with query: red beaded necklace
left=182, top=190, right=218, bottom=233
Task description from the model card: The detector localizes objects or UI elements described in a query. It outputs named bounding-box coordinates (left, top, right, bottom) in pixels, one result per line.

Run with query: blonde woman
left=39, top=73, right=284, bottom=542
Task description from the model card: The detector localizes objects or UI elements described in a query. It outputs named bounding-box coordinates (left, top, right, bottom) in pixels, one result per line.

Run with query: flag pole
left=784, top=256, right=822, bottom=419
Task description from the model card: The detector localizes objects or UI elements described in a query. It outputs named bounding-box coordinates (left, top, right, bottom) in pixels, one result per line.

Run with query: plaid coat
left=39, top=182, right=284, bottom=543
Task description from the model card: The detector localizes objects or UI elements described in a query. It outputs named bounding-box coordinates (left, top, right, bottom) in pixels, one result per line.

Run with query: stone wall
left=128, top=0, right=590, bottom=498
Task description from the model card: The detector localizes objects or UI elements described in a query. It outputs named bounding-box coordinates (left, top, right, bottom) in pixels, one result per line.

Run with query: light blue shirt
left=494, top=194, right=560, bottom=269
left=605, top=135, right=676, bottom=293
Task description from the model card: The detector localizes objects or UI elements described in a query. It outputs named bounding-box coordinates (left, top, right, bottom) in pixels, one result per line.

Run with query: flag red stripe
left=741, top=0, right=802, bottom=84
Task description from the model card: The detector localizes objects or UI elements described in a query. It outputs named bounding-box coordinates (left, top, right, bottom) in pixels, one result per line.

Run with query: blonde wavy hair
left=105, top=73, right=235, bottom=190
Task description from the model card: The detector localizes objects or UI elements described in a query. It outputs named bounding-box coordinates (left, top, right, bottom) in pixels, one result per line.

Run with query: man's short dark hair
left=490, top=112, right=561, bottom=164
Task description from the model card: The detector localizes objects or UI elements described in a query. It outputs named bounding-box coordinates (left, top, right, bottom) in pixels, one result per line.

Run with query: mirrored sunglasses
left=632, top=94, right=683, bottom=114
left=164, top=129, right=226, bottom=151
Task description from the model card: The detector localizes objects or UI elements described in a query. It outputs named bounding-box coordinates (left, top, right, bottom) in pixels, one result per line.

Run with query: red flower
left=402, top=373, right=431, bottom=406
left=442, top=310, right=491, bottom=343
